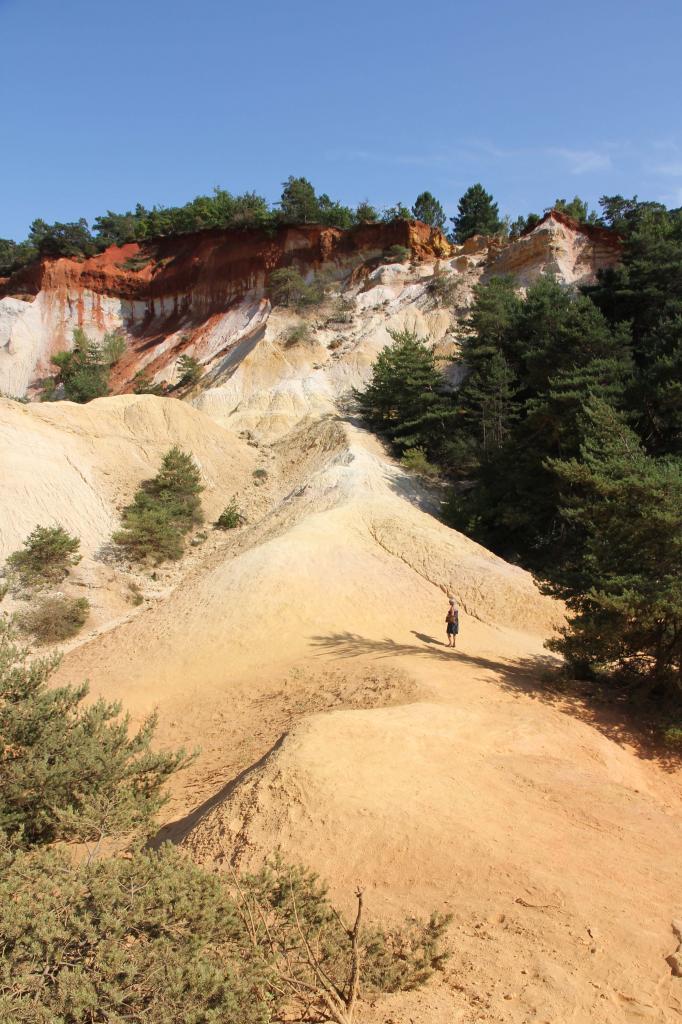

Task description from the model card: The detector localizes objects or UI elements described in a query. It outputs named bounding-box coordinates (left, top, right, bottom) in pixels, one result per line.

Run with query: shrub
left=215, top=499, right=245, bottom=530
left=0, top=391, right=29, bottom=404
left=101, top=331, right=127, bottom=366
left=401, top=447, right=441, bottom=480
left=384, top=244, right=410, bottom=263
left=664, top=726, right=682, bottom=748
left=15, top=593, right=90, bottom=643
left=0, top=845, right=450, bottom=1024
left=51, top=328, right=126, bottom=404
left=127, top=581, right=144, bottom=605
left=0, top=619, right=190, bottom=846
left=252, top=468, right=268, bottom=486
left=328, top=295, right=355, bottom=324
left=428, top=267, right=461, bottom=307
left=120, top=254, right=151, bottom=271
left=176, top=353, right=202, bottom=387
left=132, top=370, right=166, bottom=395
left=5, top=525, right=80, bottom=590
left=283, top=322, right=311, bottom=347
left=113, top=447, right=204, bottom=564
left=268, top=266, right=325, bottom=309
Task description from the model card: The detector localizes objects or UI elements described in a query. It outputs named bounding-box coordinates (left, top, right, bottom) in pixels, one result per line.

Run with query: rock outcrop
left=488, top=210, right=621, bottom=286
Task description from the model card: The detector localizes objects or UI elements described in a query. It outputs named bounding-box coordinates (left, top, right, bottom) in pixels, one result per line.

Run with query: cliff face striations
left=0, top=214, right=619, bottom=399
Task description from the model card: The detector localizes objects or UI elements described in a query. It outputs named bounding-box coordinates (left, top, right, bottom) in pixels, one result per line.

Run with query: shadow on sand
left=309, top=630, right=682, bottom=773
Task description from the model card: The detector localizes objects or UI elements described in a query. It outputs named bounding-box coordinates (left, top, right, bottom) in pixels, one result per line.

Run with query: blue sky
left=1, top=0, right=681, bottom=240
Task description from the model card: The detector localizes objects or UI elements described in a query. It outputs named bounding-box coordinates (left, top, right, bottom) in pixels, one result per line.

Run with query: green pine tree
left=356, top=328, right=454, bottom=457
left=0, top=619, right=191, bottom=846
left=411, top=191, right=446, bottom=230
left=540, top=399, right=682, bottom=692
left=450, top=184, right=501, bottom=242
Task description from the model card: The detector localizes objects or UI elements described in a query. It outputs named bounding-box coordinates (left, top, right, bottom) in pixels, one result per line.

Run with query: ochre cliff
left=0, top=214, right=619, bottom=400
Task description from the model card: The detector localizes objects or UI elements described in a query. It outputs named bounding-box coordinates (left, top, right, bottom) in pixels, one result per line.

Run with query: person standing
left=445, top=597, right=459, bottom=648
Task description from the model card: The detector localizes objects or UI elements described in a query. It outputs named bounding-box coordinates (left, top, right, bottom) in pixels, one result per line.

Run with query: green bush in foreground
left=0, top=622, right=450, bottom=1022
left=5, top=525, right=81, bottom=590
left=15, top=593, right=90, bottom=644
left=0, top=844, right=450, bottom=1024
left=113, top=447, right=204, bottom=563
left=0, top=619, right=191, bottom=847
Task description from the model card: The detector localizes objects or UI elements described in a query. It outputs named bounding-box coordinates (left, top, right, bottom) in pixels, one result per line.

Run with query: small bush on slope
left=15, top=594, right=90, bottom=644
left=5, top=525, right=81, bottom=591
left=215, top=498, right=244, bottom=530
left=177, top=353, right=203, bottom=387
left=113, top=446, right=204, bottom=563
left=268, top=266, right=326, bottom=309
left=0, top=619, right=191, bottom=847
left=50, top=327, right=126, bottom=403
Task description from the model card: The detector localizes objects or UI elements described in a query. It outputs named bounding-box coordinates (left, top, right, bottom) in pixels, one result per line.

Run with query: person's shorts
left=447, top=622, right=459, bottom=635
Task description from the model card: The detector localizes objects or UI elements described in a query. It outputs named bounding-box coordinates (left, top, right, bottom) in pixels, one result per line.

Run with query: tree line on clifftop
left=1, top=176, right=603, bottom=276
left=357, top=195, right=682, bottom=709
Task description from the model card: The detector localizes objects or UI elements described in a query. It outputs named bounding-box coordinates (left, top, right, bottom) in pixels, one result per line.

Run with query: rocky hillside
left=0, top=213, right=619, bottom=401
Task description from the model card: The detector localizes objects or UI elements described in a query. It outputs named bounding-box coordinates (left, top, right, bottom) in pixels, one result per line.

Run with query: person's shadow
left=411, top=631, right=448, bottom=647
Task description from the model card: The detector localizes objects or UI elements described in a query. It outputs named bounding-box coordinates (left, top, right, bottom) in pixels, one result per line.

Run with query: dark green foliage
left=0, top=844, right=450, bottom=1024
left=587, top=197, right=682, bottom=454
left=354, top=199, right=380, bottom=223
left=384, top=244, right=410, bottom=263
left=132, top=370, right=166, bottom=395
left=268, top=266, right=325, bottom=308
left=0, top=620, right=190, bottom=846
left=5, top=525, right=81, bottom=590
left=355, top=328, right=454, bottom=458
left=177, top=353, right=203, bottom=387
left=215, top=499, right=244, bottom=530
left=279, top=175, right=322, bottom=223
left=51, top=327, right=125, bottom=403
left=233, top=856, right=451, bottom=1018
left=0, top=238, right=34, bottom=276
left=411, top=191, right=446, bottom=230
left=277, top=176, right=354, bottom=228
left=540, top=400, right=682, bottom=692
left=509, top=212, right=541, bottom=239
left=547, top=196, right=599, bottom=224
left=401, top=447, right=440, bottom=479
left=113, top=447, right=204, bottom=563
left=0, top=842, right=269, bottom=1024
left=27, top=217, right=96, bottom=258
left=120, top=253, right=152, bottom=271
left=15, top=594, right=90, bottom=644
left=450, top=183, right=501, bottom=242
left=381, top=202, right=412, bottom=222
left=448, top=276, right=634, bottom=563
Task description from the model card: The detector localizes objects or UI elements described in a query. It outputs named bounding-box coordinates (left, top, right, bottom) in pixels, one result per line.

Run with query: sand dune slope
left=2, top=390, right=680, bottom=1024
